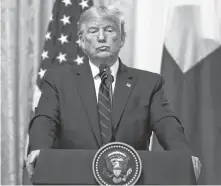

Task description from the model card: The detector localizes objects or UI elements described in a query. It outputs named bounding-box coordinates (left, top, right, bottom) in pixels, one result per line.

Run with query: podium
left=30, top=149, right=196, bottom=185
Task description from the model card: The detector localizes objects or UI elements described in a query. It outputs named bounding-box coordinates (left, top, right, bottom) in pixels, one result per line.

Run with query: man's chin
left=94, top=52, right=112, bottom=59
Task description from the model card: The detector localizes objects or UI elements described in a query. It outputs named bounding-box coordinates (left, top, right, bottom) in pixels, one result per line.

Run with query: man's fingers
left=191, top=156, right=202, bottom=181
left=26, top=164, right=34, bottom=177
left=27, top=150, right=40, bottom=164
left=26, top=150, right=40, bottom=177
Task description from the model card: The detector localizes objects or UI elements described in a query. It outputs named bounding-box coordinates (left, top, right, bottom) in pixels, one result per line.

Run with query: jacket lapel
left=73, top=62, right=102, bottom=147
left=113, top=60, right=137, bottom=132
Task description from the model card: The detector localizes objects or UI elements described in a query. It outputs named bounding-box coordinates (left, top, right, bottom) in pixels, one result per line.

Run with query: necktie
left=98, top=69, right=113, bottom=145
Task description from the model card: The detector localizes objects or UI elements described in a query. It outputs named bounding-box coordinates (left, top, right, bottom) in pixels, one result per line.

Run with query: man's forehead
left=84, top=16, right=120, bottom=27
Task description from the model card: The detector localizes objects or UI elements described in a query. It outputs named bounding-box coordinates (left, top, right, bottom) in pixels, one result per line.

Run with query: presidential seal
left=92, top=142, right=142, bottom=185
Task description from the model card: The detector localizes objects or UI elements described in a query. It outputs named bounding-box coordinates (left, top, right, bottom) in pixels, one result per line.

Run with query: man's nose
left=97, top=30, right=106, bottom=42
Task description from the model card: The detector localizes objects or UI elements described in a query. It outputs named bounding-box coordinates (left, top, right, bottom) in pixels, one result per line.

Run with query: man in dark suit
left=26, top=5, right=201, bottom=179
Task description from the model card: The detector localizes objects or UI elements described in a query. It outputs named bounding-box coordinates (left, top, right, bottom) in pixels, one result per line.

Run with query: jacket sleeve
left=150, top=75, right=190, bottom=151
left=28, top=70, right=60, bottom=152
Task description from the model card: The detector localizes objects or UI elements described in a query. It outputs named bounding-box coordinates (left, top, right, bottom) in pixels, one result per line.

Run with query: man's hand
left=191, top=156, right=202, bottom=181
left=26, top=150, right=40, bottom=177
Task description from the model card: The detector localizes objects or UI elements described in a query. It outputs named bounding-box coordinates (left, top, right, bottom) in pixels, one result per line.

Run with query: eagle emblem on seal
left=92, top=142, right=142, bottom=185
left=104, top=151, right=132, bottom=183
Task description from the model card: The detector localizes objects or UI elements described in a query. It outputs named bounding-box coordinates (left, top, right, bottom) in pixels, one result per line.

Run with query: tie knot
left=99, top=70, right=114, bottom=83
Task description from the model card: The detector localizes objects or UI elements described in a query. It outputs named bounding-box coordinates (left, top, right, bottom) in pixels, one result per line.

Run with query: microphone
left=99, top=64, right=115, bottom=142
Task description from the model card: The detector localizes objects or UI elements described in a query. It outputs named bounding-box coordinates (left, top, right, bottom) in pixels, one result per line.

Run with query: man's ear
left=120, top=34, right=126, bottom=48
left=79, top=35, right=85, bottom=49
left=120, top=40, right=125, bottom=48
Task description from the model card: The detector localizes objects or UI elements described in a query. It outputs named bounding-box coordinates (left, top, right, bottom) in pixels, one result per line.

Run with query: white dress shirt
left=89, top=60, right=119, bottom=102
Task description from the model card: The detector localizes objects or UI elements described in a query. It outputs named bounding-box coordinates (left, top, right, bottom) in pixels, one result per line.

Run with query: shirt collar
left=89, top=59, right=119, bottom=80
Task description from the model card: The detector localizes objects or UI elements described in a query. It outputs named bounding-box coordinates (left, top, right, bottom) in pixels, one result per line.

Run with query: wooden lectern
left=24, top=149, right=197, bottom=185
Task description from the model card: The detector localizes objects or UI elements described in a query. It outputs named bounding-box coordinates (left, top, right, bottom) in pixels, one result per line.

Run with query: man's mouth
left=97, top=46, right=109, bottom=51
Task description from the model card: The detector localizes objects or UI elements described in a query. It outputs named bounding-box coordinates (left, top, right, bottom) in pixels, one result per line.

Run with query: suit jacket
left=29, top=59, right=190, bottom=151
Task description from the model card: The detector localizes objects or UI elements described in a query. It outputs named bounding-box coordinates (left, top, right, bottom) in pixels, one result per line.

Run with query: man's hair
left=77, top=5, right=126, bottom=39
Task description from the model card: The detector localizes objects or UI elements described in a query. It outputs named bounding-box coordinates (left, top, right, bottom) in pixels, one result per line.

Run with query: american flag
left=33, top=0, right=93, bottom=110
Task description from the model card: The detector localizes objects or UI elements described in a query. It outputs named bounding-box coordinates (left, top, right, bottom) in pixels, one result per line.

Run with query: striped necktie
left=98, top=69, right=114, bottom=145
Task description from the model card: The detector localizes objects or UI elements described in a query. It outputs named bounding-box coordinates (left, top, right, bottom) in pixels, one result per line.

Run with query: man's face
left=80, top=16, right=124, bottom=63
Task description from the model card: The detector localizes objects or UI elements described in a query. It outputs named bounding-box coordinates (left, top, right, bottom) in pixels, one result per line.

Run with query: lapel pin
left=126, top=83, right=131, bottom=87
